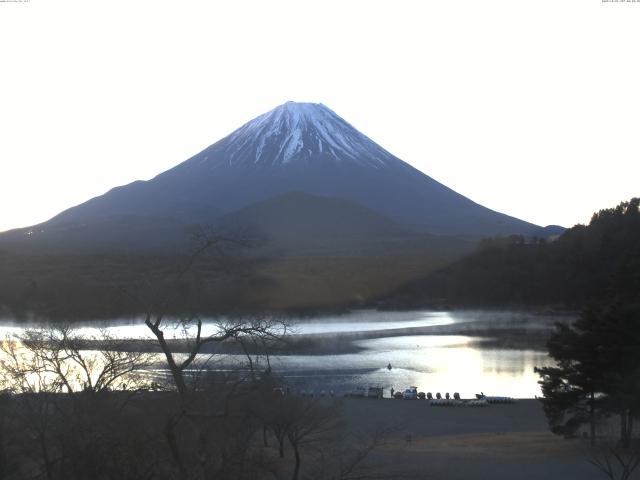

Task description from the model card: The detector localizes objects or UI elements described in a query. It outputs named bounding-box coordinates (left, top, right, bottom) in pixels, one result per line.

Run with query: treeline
left=382, top=198, right=640, bottom=308
left=0, top=250, right=268, bottom=321
left=0, top=247, right=453, bottom=321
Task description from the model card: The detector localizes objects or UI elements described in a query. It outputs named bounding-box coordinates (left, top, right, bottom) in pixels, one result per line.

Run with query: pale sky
left=1, top=0, right=639, bottom=233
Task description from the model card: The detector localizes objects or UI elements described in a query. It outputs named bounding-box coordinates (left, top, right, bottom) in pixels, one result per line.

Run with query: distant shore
left=53, top=316, right=562, bottom=356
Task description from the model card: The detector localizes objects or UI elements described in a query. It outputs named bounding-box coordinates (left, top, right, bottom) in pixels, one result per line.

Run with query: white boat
left=476, top=393, right=515, bottom=403
left=402, top=386, right=418, bottom=400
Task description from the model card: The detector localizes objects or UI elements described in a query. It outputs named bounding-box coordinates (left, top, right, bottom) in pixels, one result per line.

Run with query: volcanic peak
left=217, top=101, right=397, bottom=168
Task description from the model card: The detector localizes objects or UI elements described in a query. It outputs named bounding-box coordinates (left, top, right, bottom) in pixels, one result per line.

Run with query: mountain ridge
left=3, top=101, right=543, bottom=251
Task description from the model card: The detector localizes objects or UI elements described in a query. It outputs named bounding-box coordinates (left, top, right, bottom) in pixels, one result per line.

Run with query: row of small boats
left=431, top=395, right=517, bottom=406
left=430, top=399, right=489, bottom=407
left=348, top=386, right=516, bottom=404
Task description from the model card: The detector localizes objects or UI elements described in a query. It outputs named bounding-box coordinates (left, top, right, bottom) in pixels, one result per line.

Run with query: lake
left=0, top=310, right=568, bottom=398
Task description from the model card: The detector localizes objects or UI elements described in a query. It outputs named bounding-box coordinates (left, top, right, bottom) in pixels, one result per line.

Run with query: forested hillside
left=381, top=198, right=640, bottom=308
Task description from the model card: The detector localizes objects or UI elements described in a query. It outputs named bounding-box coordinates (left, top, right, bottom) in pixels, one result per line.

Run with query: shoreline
left=337, top=397, right=603, bottom=479
left=8, top=314, right=563, bottom=355
left=60, top=325, right=553, bottom=355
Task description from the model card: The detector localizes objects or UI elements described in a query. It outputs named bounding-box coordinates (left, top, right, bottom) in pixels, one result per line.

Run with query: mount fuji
left=2, top=102, right=541, bottom=252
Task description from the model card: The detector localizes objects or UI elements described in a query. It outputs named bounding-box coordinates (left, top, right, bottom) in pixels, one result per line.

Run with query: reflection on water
left=0, top=309, right=566, bottom=339
left=0, top=310, right=561, bottom=398
left=0, top=310, right=457, bottom=339
left=180, top=335, right=552, bottom=398
left=291, top=311, right=457, bottom=334
left=267, top=335, right=552, bottom=398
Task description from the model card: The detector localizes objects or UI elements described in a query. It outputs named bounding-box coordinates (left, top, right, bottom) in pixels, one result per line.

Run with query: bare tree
left=123, top=230, right=291, bottom=479
left=0, top=328, right=158, bottom=480
left=3, top=327, right=153, bottom=394
left=281, top=397, right=344, bottom=480
left=333, top=424, right=406, bottom=480
left=587, top=440, right=640, bottom=480
left=0, top=232, right=293, bottom=480
left=126, top=231, right=287, bottom=397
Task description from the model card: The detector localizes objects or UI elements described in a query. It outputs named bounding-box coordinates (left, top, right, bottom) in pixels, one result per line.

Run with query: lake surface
left=0, top=310, right=568, bottom=398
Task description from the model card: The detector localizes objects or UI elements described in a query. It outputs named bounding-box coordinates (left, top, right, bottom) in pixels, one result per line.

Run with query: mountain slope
left=219, top=191, right=409, bottom=241
left=0, top=215, right=194, bottom=253
left=216, top=191, right=474, bottom=257
left=2, top=101, right=539, bottom=252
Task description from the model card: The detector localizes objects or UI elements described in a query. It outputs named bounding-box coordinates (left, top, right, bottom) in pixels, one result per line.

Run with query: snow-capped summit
left=211, top=101, right=398, bottom=168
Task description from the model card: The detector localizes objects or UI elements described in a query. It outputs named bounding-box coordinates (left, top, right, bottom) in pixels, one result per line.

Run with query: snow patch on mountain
left=217, top=102, right=399, bottom=168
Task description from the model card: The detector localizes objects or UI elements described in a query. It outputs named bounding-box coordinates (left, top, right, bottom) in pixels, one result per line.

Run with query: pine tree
left=536, top=303, right=640, bottom=446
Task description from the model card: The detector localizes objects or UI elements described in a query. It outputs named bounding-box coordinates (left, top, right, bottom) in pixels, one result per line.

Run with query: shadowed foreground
left=0, top=391, right=610, bottom=480
left=340, top=398, right=609, bottom=480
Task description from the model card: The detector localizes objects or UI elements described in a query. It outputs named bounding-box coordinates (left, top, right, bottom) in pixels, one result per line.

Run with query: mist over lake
left=0, top=309, right=567, bottom=398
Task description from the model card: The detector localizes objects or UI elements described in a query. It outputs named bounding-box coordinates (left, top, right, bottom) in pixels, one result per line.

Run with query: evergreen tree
left=535, top=308, right=605, bottom=446
left=536, top=303, right=640, bottom=446
left=593, top=303, right=640, bottom=447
